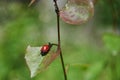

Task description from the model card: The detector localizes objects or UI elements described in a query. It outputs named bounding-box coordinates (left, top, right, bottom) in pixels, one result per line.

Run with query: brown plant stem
left=53, top=0, right=67, bottom=80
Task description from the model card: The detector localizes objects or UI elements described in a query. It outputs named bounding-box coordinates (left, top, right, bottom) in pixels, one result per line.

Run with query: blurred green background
left=0, top=0, right=120, bottom=80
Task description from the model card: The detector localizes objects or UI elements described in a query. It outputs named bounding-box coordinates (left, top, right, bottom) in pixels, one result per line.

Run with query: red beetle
left=40, top=43, right=52, bottom=56
left=40, top=43, right=58, bottom=56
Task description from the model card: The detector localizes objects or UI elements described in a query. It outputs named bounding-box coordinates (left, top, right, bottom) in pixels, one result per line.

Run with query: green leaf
left=25, top=46, right=44, bottom=78
left=25, top=45, right=60, bottom=78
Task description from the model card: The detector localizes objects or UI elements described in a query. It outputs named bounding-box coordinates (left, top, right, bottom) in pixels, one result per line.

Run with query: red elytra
left=40, top=43, right=52, bottom=56
left=41, top=45, right=50, bottom=53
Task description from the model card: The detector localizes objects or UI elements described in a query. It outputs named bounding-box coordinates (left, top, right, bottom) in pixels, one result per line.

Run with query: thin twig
left=53, top=0, right=67, bottom=80
left=28, top=0, right=36, bottom=7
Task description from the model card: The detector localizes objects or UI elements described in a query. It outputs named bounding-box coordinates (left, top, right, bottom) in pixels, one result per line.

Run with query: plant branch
left=53, top=0, right=67, bottom=80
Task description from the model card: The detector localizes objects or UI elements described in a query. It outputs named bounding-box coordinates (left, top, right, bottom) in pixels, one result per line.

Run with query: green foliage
left=103, top=33, right=120, bottom=53
left=0, top=1, right=120, bottom=80
left=84, top=61, right=105, bottom=80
